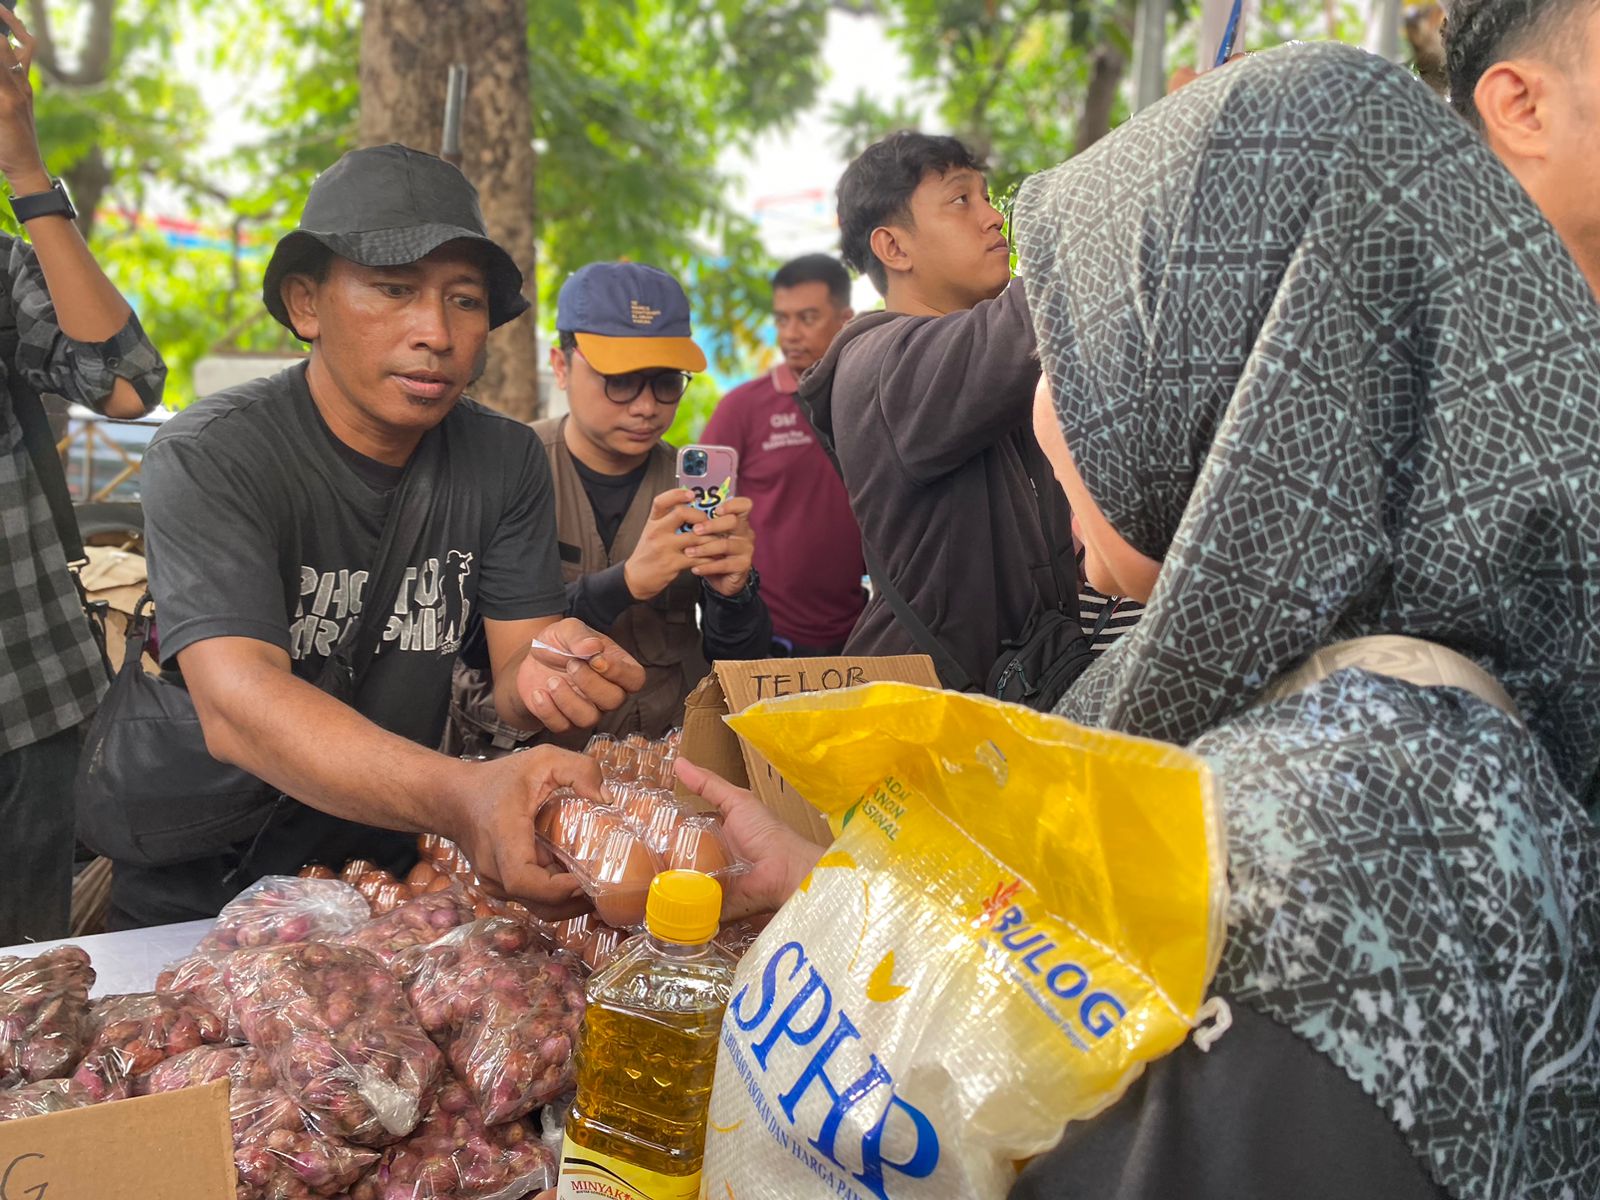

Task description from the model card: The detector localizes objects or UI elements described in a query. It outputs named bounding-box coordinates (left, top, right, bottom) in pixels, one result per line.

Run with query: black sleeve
left=565, top=563, right=635, bottom=630
left=699, top=583, right=772, bottom=661
left=1008, top=1000, right=1448, bottom=1200
left=871, top=280, right=1039, bottom=485
left=475, top=430, right=567, bottom=622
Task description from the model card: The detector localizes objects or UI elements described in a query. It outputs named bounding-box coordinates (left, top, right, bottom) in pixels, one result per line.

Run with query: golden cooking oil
left=557, top=870, right=735, bottom=1200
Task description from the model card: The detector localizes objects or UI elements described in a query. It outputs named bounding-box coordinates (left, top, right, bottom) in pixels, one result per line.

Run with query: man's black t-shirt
left=113, top=363, right=565, bottom=926
left=571, top=456, right=647, bottom=553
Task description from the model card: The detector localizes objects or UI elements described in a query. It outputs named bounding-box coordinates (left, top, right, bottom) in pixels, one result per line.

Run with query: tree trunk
left=1074, top=44, right=1126, bottom=155
left=64, top=145, right=110, bottom=241
left=358, top=0, right=540, bottom=421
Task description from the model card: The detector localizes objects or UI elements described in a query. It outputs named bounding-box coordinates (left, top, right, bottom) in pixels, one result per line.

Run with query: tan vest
left=534, top=418, right=707, bottom=738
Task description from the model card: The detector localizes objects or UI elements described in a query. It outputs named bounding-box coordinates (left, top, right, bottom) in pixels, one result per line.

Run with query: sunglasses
left=602, top=369, right=692, bottom=406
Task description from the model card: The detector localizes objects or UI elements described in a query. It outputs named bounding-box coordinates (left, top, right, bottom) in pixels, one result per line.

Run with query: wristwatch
left=10, top=179, right=77, bottom=225
left=709, top=567, right=760, bottom=606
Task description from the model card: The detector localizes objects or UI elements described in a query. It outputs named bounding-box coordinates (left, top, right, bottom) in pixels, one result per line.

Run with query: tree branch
left=29, top=0, right=116, bottom=87
left=27, top=0, right=63, bottom=81
left=968, top=2, right=1043, bottom=128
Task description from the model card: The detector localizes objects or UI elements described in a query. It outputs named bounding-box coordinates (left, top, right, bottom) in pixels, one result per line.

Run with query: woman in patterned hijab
left=1011, top=41, right=1600, bottom=1200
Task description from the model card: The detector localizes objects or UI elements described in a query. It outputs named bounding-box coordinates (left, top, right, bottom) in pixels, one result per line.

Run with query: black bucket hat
left=262, top=143, right=530, bottom=339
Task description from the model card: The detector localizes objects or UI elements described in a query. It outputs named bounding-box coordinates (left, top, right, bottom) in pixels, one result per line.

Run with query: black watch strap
left=706, top=566, right=759, bottom=605
left=11, top=179, right=76, bottom=224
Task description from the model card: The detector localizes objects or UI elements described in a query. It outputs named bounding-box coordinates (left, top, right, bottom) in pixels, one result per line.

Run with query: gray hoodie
left=797, top=280, right=1076, bottom=688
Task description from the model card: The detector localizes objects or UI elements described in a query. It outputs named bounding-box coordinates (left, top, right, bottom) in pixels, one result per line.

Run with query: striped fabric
left=1078, top=589, right=1141, bottom=653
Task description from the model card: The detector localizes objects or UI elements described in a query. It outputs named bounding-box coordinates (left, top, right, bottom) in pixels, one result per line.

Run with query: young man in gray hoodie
left=799, top=132, right=1078, bottom=692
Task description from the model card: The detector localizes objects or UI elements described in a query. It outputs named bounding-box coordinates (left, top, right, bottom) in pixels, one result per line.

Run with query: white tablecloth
left=0, top=921, right=211, bottom=997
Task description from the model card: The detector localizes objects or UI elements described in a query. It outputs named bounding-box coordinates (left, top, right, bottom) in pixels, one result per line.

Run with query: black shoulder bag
left=75, top=429, right=442, bottom=868
left=803, top=403, right=1096, bottom=711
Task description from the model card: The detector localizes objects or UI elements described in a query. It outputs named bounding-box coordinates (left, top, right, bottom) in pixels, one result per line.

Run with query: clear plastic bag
left=157, top=950, right=242, bottom=1040
left=349, top=1078, right=555, bottom=1200
left=199, top=876, right=372, bottom=953
left=143, top=1044, right=381, bottom=1200
left=0, top=945, right=95, bottom=1087
left=702, top=683, right=1227, bottom=1200
left=227, top=941, right=444, bottom=1147
left=341, top=886, right=481, bottom=969
left=71, top=990, right=228, bottom=1101
left=0, top=1077, right=97, bottom=1122
left=401, top=919, right=583, bottom=1125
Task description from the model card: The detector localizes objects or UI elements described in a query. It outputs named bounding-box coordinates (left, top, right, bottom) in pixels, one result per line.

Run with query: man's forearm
left=9, top=166, right=135, bottom=345
left=194, top=652, right=469, bottom=836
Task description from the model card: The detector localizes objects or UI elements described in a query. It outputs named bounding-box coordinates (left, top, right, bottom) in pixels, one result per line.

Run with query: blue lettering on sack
left=729, top=941, right=940, bottom=1200
left=986, top=905, right=1126, bottom=1046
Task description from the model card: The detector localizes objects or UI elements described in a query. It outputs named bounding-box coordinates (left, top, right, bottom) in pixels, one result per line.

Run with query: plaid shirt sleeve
left=4, top=234, right=167, bottom=414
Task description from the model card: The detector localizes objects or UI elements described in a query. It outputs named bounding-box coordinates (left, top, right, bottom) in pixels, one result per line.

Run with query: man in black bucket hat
left=108, top=144, right=646, bottom=928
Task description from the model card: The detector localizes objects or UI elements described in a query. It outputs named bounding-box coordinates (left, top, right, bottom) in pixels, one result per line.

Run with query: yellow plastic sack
left=700, top=683, right=1226, bottom=1200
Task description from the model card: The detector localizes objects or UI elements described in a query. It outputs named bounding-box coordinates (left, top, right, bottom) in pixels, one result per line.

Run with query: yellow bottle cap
left=646, top=870, right=722, bottom=944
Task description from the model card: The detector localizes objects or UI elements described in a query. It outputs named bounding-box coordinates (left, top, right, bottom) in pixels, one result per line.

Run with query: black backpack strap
left=795, top=389, right=978, bottom=693
left=859, top=534, right=978, bottom=693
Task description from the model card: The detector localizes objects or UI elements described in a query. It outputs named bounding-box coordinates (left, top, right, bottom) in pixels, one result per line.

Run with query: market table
left=0, top=920, right=210, bottom=996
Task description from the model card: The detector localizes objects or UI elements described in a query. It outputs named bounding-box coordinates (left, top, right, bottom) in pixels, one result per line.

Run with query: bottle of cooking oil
left=558, top=869, right=735, bottom=1200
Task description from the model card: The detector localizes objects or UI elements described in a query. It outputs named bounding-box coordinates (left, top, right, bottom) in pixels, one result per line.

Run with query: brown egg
left=668, top=820, right=732, bottom=875
left=536, top=793, right=588, bottom=842
left=557, top=804, right=624, bottom=865
left=416, top=833, right=450, bottom=861
left=298, top=864, right=337, bottom=880
left=586, top=925, right=627, bottom=972
left=635, top=799, right=687, bottom=858
left=371, top=882, right=410, bottom=915
left=619, top=786, right=674, bottom=827
left=553, top=915, right=590, bottom=958
left=404, top=861, right=439, bottom=889
left=425, top=873, right=456, bottom=894
left=355, top=869, right=395, bottom=898
left=340, top=859, right=377, bottom=886
left=591, top=828, right=657, bottom=927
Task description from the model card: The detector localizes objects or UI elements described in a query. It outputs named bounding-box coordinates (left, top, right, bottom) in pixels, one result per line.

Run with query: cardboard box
left=676, top=656, right=940, bottom=844
left=0, top=1079, right=234, bottom=1199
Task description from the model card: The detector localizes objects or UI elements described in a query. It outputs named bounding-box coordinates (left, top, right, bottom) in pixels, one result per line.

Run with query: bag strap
left=795, top=391, right=978, bottom=693
left=1261, top=634, right=1523, bottom=724
left=858, top=535, right=978, bottom=692
left=329, top=419, right=445, bottom=696
left=12, top=380, right=85, bottom=563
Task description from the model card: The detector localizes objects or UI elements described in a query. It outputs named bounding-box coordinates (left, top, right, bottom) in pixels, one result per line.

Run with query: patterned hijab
left=1017, top=43, right=1600, bottom=1199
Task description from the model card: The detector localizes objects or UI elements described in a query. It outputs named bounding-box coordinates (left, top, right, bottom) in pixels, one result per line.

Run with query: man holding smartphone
left=449, top=262, right=770, bottom=753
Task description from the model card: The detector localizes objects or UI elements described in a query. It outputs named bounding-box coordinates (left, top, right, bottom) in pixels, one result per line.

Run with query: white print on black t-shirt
left=290, top=551, right=475, bottom=661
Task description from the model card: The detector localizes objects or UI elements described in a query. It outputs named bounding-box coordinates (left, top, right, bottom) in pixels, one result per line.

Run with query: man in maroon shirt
left=704, top=255, right=866, bottom=655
